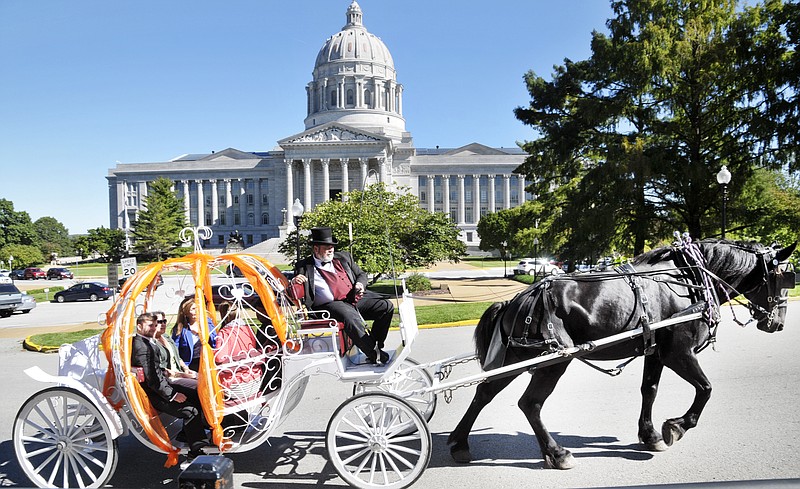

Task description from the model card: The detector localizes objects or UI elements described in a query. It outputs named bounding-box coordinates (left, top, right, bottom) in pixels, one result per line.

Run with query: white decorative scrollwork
left=180, top=226, right=213, bottom=253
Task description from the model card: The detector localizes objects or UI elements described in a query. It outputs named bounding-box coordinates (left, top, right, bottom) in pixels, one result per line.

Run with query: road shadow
left=428, top=429, right=654, bottom=469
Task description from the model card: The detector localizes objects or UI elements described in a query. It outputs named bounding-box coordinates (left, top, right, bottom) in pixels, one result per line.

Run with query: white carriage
left=12, top=238, right=437, bottom=489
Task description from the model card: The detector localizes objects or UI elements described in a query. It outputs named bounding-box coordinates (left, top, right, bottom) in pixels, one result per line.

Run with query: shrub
left=405, top=273, right=431, bottom=292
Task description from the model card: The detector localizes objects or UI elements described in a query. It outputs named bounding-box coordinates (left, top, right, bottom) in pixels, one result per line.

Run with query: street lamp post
left=8, top=255, right=13, bottom=276
left=716, top=166, right=731, bottom=239
left=291, top=199, right=305, bottom=263
left=501, top=240, right=508, bottom=278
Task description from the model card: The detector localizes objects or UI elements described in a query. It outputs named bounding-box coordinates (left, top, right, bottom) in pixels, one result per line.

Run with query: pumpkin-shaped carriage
left=12, top=239, right=436, bottom=489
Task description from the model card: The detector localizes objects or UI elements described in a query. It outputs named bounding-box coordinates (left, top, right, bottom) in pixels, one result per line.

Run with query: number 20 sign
left=120, top=257, right=138, bottom=278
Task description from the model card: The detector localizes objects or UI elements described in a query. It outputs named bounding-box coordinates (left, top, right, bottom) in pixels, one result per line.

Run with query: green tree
left=278, top=184, right=466, bottom=281
left=131, top=177, right=187, bottom=260
left=0, top=199, right=38, bottom=249
left=0, top=244, right=45, bottom=268
left=34, top=216, right=73, bottom=259
left=75, top=227, right=126, bottom=263
left=514, top=0, right=800, bottom=257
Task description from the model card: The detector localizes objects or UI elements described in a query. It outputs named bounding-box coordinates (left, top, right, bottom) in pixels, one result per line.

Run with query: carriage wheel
left=326, top=393, right=431, bottom=489
left=353, top=358, right=437, bottom=423
left=13, top=387, right=118, bottom=489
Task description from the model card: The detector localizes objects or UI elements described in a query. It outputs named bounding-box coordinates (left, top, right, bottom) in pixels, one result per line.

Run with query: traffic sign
left=120, top=257, right=138, bottom=278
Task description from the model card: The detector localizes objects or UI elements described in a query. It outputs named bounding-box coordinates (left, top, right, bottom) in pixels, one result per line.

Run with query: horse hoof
left=639, top=435, right=669, bottom=452
left=450, top=446, right=472, bottom=464
left=544, top=451, right=576, bottom=470
left=661, top=420, right=685, bottom=447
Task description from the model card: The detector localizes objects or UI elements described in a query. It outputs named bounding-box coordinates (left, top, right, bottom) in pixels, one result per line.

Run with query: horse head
left=741, top=242, right=796, bottom=333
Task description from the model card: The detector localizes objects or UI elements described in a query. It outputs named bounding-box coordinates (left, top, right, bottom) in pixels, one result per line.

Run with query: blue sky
left=0, top=0, right=613, bottom=235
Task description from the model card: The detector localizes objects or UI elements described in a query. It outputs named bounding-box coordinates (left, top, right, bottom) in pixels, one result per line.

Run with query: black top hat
left=308, top=227, right=338, bottom=245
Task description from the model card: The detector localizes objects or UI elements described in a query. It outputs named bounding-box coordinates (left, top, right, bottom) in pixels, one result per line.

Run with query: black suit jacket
left=131, top=334, right=176, bottom=402
left=293, top=251, right=367, bottom=309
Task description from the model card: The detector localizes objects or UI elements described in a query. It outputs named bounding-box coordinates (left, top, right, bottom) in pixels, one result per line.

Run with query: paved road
left=1, top=303, right=798, bottom=488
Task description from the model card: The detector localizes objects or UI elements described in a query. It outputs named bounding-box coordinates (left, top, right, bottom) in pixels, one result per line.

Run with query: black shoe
left=371, top=345, right=389, bottom=365
left=180, top=449, right=206, bottom=470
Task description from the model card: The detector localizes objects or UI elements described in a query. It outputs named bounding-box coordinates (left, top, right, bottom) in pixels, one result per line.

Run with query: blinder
left=749, top=248, right=795, bottom=332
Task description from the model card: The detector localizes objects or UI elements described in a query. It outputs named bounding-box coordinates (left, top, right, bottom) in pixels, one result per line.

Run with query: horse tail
left=475, top=300, right=508, bottom=365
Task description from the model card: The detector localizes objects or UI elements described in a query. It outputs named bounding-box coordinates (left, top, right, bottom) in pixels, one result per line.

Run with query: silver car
left=16, top=293, right=36, bottom=313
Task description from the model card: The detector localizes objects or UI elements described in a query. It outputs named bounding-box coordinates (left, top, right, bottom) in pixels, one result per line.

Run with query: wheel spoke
left=340, top=446, right=371, bottom=465
left=384, top=446, right=416, bottom=470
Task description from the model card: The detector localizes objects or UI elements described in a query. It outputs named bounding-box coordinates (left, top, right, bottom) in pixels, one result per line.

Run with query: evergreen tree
left=34, top=216, right=72, bottom=258
left=131, top=177, right=187, bottom=260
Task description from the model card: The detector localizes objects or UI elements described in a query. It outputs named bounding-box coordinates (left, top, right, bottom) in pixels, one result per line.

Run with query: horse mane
left=632, top=238, right=762, bottom=283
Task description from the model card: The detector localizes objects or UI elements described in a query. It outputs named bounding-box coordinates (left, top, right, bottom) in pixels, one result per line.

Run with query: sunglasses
left=157, top=319, right=167, bottom=324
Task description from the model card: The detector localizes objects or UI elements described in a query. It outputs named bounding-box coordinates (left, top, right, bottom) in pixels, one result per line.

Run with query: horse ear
left=775, top=242, right=797, bottom=262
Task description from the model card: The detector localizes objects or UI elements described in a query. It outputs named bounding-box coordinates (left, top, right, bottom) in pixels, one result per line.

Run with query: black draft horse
left=448, top=238, right=796, bottom=469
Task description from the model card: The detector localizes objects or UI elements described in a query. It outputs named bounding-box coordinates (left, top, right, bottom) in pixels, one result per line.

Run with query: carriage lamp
left=716, top=166, right=731, bottom=239
left=291, top=199, right=305, bottom=263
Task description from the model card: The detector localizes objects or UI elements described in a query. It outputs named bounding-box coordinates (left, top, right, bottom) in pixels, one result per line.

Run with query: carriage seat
left=287, top=281, right=353, bottom=356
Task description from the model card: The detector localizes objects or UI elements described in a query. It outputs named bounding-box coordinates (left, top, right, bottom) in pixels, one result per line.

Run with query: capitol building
left=107, top=1, right=530, bottom=254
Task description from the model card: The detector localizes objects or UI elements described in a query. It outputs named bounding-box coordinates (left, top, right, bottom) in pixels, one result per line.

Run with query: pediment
left=443, top=143, right=508, bottom=156
left=279, top=123, right=387, bottom=146
left=200, top=148, right=258, bottom=161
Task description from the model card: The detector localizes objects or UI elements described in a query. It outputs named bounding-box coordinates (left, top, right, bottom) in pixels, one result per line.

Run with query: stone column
left=224, top=179, right=233, bottom=226
left=253, top=177, right=261, bottom=227
left=518, top=175, right=527, bottom=205
left=427, top=175, right=435, bottom=212
left=457, top=174, right=466, bottom=225
left=443, top=175, right=450, bottom=220
left=488, top=175, right=496, bottom=213
left=238, top=179, right=247, bottom=226
left=196, top=180, right=205, bottom=227
left=210, top=179, right=218, bottom=226
left=182, top=180, right=190, bottom=223
left=473, top=174, right=481, bottom=222
left=303, top=159, right=312, bottom=211
left=340, top=158, right=349, bottom=198
left=285, top=159, right=294, bottom=224
left=503, top=174, right=511, bottom=209
left=378, top=157, right=387, bottom=183
left=360, top=158, right=368, bottom=188
left=321, top=159, right=330, bottom=202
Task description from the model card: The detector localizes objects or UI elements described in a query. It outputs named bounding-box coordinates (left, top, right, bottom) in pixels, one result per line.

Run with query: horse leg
left=518, top=361, right=575, bottom=469
left=662, top=354, right=712, bottom=446
left=638, top=353, right=669, bottom=451
left=448, top=374, right=517, bottom=463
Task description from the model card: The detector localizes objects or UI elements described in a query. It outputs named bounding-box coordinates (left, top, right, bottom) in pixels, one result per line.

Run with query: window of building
left=347, top=89, right=354, bottom=106
left=466, top=232, right=473, bottom=242
left=205, top=195, right=211, bottom=206
left=218, top=236, right=224, bottom=245
left=262, top=194, right=268, bottom=205
left=247, top=213, right=254, bottom=226
left=330, top=90, right=337, bottom=107
left=480, top=176, right=489, bottom=203
left=450, top=208, right=457, bottom=222
left=466, top=206, right=473, bottom=223
left=246, top=194, right=254, bottom=205
left=261, top=213, right=269, bottom=225
left=364, top=89, right=371, bottom=106
left=480, top=205, right=488, bottom=218
left=234, top=212, right=240, bottom=226
left=205, top=212, right=212, bottom=224
left=233, top=195, right=239, bottom=205
left=510, top=176, right=520, bottom=205
left=219, top=213, right=226, bottom=226
left=420, top=191, right=427, bottom=203
left=246, top=234, right=253, bottom=245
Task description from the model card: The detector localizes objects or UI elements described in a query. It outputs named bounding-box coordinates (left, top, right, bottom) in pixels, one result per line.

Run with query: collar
left=314, top=256, right=335, bottom=270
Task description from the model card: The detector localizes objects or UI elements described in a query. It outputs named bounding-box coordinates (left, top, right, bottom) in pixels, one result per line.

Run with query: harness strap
left=615, top=263, right=656, bottom=356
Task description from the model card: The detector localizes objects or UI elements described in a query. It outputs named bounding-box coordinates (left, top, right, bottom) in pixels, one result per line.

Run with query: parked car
left=10, top=269, right=25, bottom=280
left=0, top=269, right=9, bottom=278
left=46, top=267, right=74, bottom=280
left=23, top=267, right=46, bottom=280
left=513, top=258, right=564, bottom=277
left=54, top=282, right=114, bottom=302
left=0, top=277, right=23, bottom=317
left=16, top=293, right=36, bottom=313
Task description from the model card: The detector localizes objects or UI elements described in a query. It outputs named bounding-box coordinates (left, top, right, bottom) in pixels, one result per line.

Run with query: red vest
left=317, top=259, right=352, bottom=302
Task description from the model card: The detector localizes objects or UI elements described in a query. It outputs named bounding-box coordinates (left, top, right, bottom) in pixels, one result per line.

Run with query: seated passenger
left=291, top=227, right=393, bottom=364
left=130, top=312, right=207, bottom=465
left=152, top=310, right=197, bottom=388
left=172, top=297, right=217, bottom=371
left=214, top=301, right=264, bottom=406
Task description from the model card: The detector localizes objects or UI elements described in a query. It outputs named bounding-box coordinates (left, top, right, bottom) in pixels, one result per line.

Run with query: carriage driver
left=291, top=227, right=394, bottom=365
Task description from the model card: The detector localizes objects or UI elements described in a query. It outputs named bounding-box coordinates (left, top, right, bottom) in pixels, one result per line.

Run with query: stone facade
left=106, top=1, right=529, bottom=251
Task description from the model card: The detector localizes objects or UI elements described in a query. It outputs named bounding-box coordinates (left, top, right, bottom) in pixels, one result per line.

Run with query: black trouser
left=319, top=291, right=394, bottom=358
left=147, top=383, right=207, bottom=452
